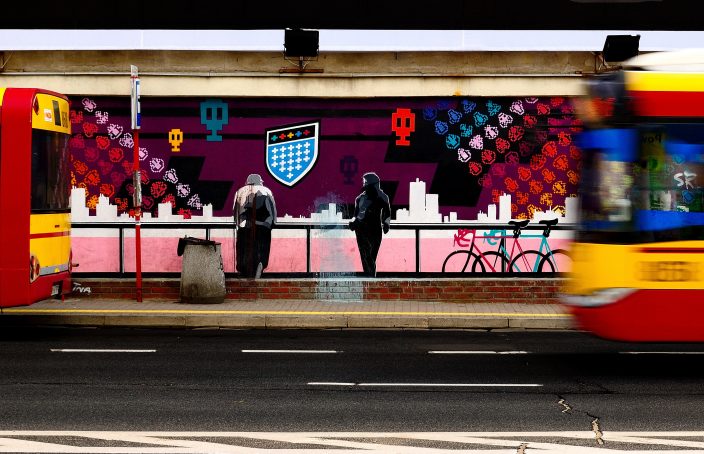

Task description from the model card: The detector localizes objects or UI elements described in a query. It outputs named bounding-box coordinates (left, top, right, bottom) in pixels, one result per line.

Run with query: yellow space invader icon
left=169, top=129, right=184, bottom=152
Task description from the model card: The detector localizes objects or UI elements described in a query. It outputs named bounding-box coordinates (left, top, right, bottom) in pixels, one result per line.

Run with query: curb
left=0, top=313, right=575, bottom=330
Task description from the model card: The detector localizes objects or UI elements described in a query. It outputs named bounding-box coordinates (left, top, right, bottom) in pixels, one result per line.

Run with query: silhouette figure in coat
left=349, top=172, right=391, bottom=277
left=233, top=174, right=276, bottom=278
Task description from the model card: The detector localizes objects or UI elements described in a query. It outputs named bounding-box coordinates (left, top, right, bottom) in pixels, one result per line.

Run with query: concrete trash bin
left=177, top=236, right=226, bottom=304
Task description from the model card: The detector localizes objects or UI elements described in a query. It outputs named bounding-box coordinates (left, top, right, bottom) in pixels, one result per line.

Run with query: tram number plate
left=639, top=261, right=696, bottom=282
left=51, top=283, right=61, bottom=296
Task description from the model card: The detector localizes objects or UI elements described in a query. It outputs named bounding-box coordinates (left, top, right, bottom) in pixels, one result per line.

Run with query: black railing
left=71, top=221, right=576, bottom=278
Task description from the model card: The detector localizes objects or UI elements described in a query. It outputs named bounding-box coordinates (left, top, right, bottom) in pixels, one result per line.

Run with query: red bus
left=0, top=88, right=72, bottom=308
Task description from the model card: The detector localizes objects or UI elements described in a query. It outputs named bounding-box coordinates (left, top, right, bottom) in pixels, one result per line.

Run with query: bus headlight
left=560, top=288, right=637, bottom=307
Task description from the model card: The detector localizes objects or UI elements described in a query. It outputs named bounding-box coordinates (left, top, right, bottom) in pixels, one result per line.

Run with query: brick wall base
left=70, top=277, right=565, bottom=304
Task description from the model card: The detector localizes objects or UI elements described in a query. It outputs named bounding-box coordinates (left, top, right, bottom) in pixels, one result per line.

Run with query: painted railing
left=70, top=221, right=575, bottom=277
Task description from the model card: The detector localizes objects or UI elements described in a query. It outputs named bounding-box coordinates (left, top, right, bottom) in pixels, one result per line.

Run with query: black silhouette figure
left=349, top=172, right=391, bottom=277
left=233, top=174, right=276, bottom=278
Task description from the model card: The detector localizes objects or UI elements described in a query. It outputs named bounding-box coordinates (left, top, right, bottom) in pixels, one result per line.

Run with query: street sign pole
left=130, top=65, right=143, bottom=302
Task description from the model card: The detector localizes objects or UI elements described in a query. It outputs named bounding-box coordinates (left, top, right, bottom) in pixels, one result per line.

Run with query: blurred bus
left=0, top=88, right=72, bottom=308
left=562, top=50, right=704, bottom=341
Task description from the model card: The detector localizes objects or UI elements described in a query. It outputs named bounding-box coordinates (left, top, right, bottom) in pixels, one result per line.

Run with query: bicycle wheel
left=472, top=251, right=509, bottom=273
left=509, top=250, right=549, bottom=273
left=539, top=249, right=572, bottom=273
left=442, top=250, right=475, bottom=273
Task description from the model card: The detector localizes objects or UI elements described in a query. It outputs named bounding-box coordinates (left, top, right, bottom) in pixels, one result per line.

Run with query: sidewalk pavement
left=0, top=297, right=575, bottom=330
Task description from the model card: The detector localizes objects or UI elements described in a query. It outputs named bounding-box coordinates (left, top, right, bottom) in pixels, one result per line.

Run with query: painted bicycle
left=442, top=219, right=571, bottom=274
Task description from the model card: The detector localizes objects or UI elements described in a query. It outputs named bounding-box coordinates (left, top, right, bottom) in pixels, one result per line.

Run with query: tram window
left=31, top=129, right=70, bottom=212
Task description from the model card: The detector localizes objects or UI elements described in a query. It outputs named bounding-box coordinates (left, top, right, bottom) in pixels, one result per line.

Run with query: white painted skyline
left=70, top=181, right=579, bottom=225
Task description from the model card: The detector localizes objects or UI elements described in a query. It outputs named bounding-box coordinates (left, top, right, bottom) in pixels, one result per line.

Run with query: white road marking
left=619, top=351, right=704, bottom=355
left=308, top=383, right=542, bottom=387
left=2, top=431, right=704, bottom=453
left=50, top=349, right=156, bottom=353
left=428, top=350, right=530, bottom=354
left=241, top=350, right=339, bottom=353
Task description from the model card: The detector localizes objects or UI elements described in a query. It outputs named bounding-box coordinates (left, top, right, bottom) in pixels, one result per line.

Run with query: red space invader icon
left=391, top=108, right=415, bottom=146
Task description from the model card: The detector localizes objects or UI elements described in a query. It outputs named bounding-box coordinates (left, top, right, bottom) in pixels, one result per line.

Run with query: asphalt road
left=1, top=326, right=704, bottom=435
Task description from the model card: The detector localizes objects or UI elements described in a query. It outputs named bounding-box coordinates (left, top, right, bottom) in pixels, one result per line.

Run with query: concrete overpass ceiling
left=0, top=0, right=699, bottom=31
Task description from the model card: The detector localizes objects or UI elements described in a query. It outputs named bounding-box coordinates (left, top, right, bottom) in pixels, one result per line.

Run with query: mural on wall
left=68, top=96, right=582, bottom=223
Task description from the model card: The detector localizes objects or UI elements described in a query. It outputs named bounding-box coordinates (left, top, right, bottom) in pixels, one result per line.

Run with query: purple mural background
left=68, top=96, right=582, bottom=220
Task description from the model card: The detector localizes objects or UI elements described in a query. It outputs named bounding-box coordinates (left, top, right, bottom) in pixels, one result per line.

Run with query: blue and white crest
left=265, top=121, right=319, bottom=187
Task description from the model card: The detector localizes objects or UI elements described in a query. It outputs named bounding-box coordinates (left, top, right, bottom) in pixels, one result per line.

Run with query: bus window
left=31, top=129, right=70, bottom=212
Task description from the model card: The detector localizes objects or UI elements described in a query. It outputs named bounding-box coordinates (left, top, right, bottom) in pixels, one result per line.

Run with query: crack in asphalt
left=557, top=395, right=605, bottom=446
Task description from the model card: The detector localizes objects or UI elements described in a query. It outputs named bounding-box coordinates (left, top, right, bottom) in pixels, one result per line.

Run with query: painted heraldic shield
left=266, top=121, right=319, bottom=187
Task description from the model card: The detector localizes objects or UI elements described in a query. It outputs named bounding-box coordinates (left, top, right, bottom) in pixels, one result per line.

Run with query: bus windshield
left=31, top=129, right=71, bottom=212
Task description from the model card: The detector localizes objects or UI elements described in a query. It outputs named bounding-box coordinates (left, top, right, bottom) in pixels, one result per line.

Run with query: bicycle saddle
left=539, top=219, right=558, bottom=226
left=508, top=219, right=530, bottom=228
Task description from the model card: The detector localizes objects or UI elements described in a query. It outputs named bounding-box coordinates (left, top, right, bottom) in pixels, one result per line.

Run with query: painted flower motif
left=84, top=169, right=101, bottom=186
left=491, top=165, right=506, bottom=177
left=110, top=171, right=125, bottom=187
left=187, top=194, right=202, bottom=209
left=505, top=151, right=519, bottom=165
left=447, top=109, right=462, bottom=124
left=140, top=170, right=150, bottom=185
left=516, top=191, right=529, bottom=205
left=139, top=147, right=149, bottom=161
left=498, top=112, right=513, bottom=128
left=434, top=120, right=449, bottom=135
left=507, top=125, right=524, bottom=142
left=553, top=154, right=569, bottom=171
left=151, top=181, right=168, bottom=198
left=518, top=167, right=532, bottom=181
left=504, top=177, right=519, bottom=192
left=73, top=160, right=88, bottom=175
left=468, top=134, right=484, bottom=150
left=486, top=100, right=501, bottom=116
left=95, top=136, right=110, bottom=150
left=150, top=158, right=165, bottom=173
left=468, top=161, right=483, bottom=176
left=142, top=196, right=154, bottom=211
left=163, top=169, right=178, bottom=184
left=86, top=194, right=99, bottom=209
left=121, top=161, right=133, bottom=176
left=540, top=193, right=553, bottom=207
left=537, top=103, right=551, bottom=115
left=99, top=183, right=115, bottom=198
left=108, top=147, right=124, bottom=163
left=550, top=97, right=565, bottom=107
left=569, top=145, right=582, bottom=160
left=422, top=107, right=437, bottom=121
left=461, top=100, right=476, bottom=113
left=541, top=141, right=558, bottom=158
left=519, top=142, right=534, bottom=157
left=558, top=131, right=572, bottom=147
left=510, top=100, right=525, bottom=116
left=459, top=124, right=473, bottom=137
left=82, top=98, right=97, bottom=112
left=95, top=111, right=109, bottom=125
left=70, top=111, right=83, bottom=124
left=70, top=134, right=85, bottom=149
left=523, top=115, right=537, bottom=129
left=542, top=168, right=556, bottom=184
left=473, top=112, right=488, bottom=127
left=529, top=180, right=544, bottom=195
left=176, top=183, right=191, bottom=198
left=163, top=194, right=176, bottom=208
left=495, top=138, right=510, bottom=153
left=107, top=124, right=124, bottom=139
left=484, top=125, right=499, bottom=139
left=83, top=147, right=99, bottom=162
left=567, top=169, right=579, bottom=185
left=177, top=208, right=192, bottom=219
left=478, top=174, right=492, bottom=188
left=457, top=148, right=471, bottom=163
left=530, top=154, right=547, bottom=171
left=481, top=149, right=496, bottom=165
left=553, top=181, right=567, bottom=195
left=119, top=133, right=134, bottom=148
left=82, top=122, right=98, bottom=138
